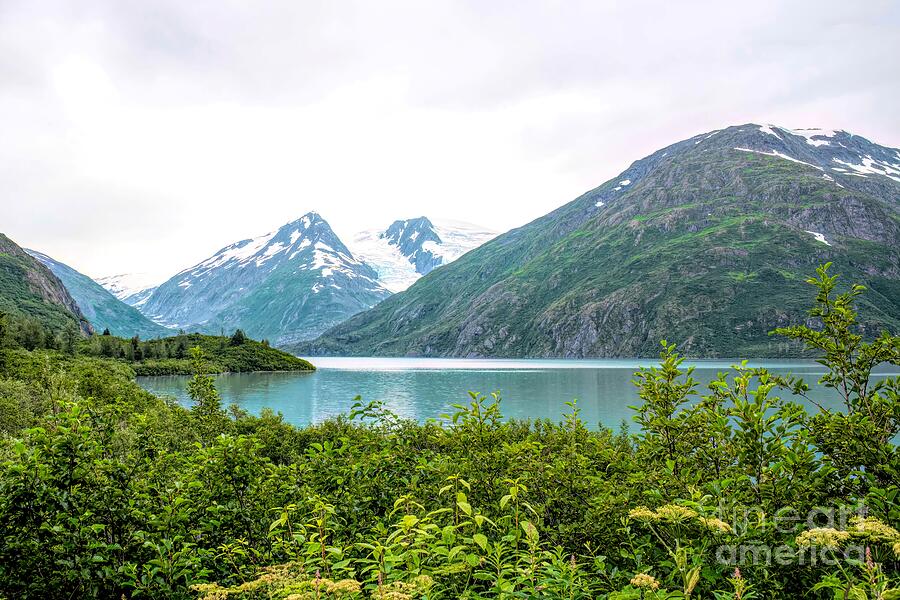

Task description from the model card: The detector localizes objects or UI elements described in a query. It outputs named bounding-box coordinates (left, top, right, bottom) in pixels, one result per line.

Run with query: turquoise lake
left=136, top=357, right=897, bottom=429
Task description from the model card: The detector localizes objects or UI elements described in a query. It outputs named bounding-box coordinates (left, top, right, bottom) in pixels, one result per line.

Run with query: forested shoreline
left=81, top=330, right=315, bottom=375
left=0, top=265, right=897, bottom=599
left=0, top=311, right=314, bottom=376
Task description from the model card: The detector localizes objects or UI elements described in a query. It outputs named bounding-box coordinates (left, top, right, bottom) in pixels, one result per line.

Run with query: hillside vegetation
left=0, top=265, right=897, bottom=599
left=0, top=233, right=92, bottom=343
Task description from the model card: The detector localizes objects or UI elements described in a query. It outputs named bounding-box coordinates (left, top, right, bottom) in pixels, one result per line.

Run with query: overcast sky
left=2, top=0, right=898, bottom=282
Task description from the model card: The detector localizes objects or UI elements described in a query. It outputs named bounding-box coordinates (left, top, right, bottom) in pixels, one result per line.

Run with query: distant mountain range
left=300, top=124, right=900, bottom=358
left=7, top=122, right=898, bottom=357
left=2, top=213, right=490, bottom=344
left=128, top=213, right=492, bottom=346
left=26, top=250, right=172, bottom=339
left=136, top=213, right=388, bottom=345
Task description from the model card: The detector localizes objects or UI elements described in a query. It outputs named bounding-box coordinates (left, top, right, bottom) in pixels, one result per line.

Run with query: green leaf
left=473, top=533, right=488, bottom=551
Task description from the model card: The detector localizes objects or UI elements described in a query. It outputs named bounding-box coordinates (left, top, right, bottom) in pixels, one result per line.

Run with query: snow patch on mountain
left=350, top=218, right=496, bottom=293
left=734, top=147, right=823, bottom=171
left=308, top=242, right=369, bottom=279
left=832, top=157, right=900, bottom=182
left=180, top=232, right=276, bottom=279
left=289, top=239, right=312, bottom=260
left=96, top=273, right=161, bottom=306
left=786, top=128, right=839, bottom=147
left=821, top=173, right=845, bottom=188
left=805, top=231, right=832, bottom=246
left=758, top=124, right=781, bottom=139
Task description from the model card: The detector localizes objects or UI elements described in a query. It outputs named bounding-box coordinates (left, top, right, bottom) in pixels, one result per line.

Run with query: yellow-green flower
left=848, top=516, right=900, bottom=543
left=328, top=579, right=362, bottom=595
left=655, top=504, right=698, bottom=523
left=629, top=506, right=658, bottom=521
left=796, top=527, right=851, bottom=549
left=699, top=516, right=733, bottom=534
left=893, top=541, right=900, bottom=559
left=630, top=572, right=661, bottom=590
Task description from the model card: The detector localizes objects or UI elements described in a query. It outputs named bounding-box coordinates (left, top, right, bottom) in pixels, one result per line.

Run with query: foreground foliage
left=0, top=264, right=898, bottom=599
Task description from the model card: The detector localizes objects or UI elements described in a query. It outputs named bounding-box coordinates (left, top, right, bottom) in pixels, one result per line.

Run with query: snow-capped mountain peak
left=173, top=212, right=356, bottom=283
left=350, top=217, right=496, bottom=292
left=381, top=217, right=444, bottom=275
left=139, top=212, right=387, bottom=342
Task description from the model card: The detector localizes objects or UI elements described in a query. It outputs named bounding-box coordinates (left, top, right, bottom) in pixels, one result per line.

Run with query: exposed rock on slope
left=301, top=124, right=900, bottom=358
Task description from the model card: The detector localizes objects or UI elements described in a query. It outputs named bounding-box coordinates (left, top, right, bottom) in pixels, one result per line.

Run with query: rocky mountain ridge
left=298, top=123, right=900, bottom=358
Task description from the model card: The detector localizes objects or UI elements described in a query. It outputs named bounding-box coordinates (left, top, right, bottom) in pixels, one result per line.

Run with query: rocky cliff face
left=301, top=124, right=900, bottom=358
left=0, top=233, right=92, bottom=335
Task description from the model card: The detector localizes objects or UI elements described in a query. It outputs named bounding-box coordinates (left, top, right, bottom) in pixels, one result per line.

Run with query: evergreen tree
left=102, top=328, right=111, bottom=336
left=229, top=329, right=247, bottom=346
left=99, top=335, right=115, bottom=358
left=130, top=336, right=143, bottom=361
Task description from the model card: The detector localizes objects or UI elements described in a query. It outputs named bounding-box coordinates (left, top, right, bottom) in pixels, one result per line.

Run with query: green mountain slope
left=0, top=233, right=91, bottom=336
left=300, top=124, right=900, bottom=358
left=26, top=250, right=172, bottom=339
